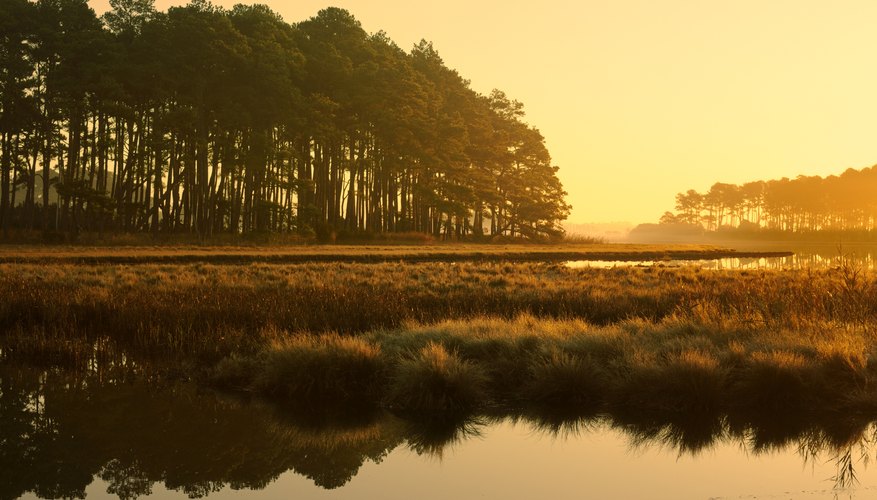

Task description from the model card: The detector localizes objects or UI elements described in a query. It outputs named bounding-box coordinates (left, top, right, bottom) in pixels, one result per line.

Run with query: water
left=568, top=244, right=877, bottom=270
left=5, top=365, right=877, bottom=500
left=66, top=422, right=877, bottom=500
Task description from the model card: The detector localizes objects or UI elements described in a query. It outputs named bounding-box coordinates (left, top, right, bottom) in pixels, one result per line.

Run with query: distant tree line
left=0, top=0, right=570, bottom=241
left=659, top=166, right=877, bottom=233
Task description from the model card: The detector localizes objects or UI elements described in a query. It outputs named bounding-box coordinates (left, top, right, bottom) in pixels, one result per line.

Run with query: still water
left=569, top=244, right=877, bottom=270
left=5, top=365, right=877, bottom=500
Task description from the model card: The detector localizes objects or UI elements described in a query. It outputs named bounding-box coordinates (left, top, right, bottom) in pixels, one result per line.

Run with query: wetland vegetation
left=4, top=245, right=877, bottom=497
left=5, top=0, right=877, bottom=498
left=3, top=253, right=877, bottom=419
left=0, top=242, right=781, bottom=264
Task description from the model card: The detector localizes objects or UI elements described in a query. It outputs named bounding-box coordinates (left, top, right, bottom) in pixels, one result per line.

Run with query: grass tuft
left=254, top=334, right=385, bottom=407
left=523, top=349, right=606, bottom=412
left=386, top=342, right=488, bottom=415
left=728, top=351, right=813, bottom=417
left=209, top=354, right=262, bottom=392
left=613, top=350, right=726, bottom=420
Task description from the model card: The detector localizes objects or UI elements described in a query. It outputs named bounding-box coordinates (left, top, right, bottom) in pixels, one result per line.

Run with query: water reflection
left=569, top=244, right=877, bottom=270
left=4, top=364, right=877, bottom=499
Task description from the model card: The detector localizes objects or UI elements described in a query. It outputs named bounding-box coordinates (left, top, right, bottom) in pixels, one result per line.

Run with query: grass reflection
left=4, top=362, right=877, bottom=498
left=403, top=415, right=487, bottom=459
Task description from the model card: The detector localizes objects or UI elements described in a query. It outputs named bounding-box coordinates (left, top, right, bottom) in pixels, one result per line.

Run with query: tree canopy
left=0, top=0, right=570, bottom=241
left=659, top=166, right=877, bottom=234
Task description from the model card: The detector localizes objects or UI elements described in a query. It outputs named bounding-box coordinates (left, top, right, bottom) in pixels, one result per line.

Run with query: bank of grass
left=253, top=334, right=386, bottom=408
left=0, top=242, right=779, bottom=265
left=1, top=261, right=872, bottom=355
left=3, top=260, right=877, bottom=416
left=386, top=342, right=489, bottom=416
left=201, top=316, right=877, bottom=419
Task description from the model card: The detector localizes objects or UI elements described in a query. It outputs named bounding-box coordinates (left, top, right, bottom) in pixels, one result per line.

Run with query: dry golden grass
left=0, top=242, right=767, bottom=264
left=3, top=260, right=877, bottom=415
left=253, top=333, right=386, bottom=408
left=385, top=343, right=489, bottom=416
left=195, top=314, right=877, bottom=416
left=3, top=260, right=869, bottom=343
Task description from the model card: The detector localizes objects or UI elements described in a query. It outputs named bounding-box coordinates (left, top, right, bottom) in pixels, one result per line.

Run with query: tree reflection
left=99, top=460, right=153, bottom=500
left=3, top=364, right=877, bottom=498
left=0, top=365, right=404, bottom=497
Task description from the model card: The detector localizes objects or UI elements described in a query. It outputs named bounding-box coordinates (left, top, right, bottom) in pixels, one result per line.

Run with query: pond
left=6, top=365, right=877, bottom=500
left=569, top=243, right=877, bottom=270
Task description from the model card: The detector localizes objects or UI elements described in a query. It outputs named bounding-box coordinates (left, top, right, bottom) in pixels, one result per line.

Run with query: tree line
left=0, top=0, right=570, bottom=241
left=659, top=165, right=877, bottom=233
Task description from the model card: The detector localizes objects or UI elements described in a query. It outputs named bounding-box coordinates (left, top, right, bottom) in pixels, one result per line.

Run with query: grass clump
left=386, top=342, right=489, bottom=416
left=612, top=350, right=726, bottom=420
left=523, top=349, right=606, bottom=412
left=209, top=354, right=262, bottom=392
left=253, top=334, right=386, bottom=407
left=727, top=351, right=814, bottom=417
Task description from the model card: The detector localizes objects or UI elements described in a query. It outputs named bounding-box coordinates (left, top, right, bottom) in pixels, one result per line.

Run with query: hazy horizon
left=87, top=0, right=877, bottom=226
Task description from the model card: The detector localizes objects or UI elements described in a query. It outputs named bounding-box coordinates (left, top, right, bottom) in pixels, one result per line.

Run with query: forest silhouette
left=658, top=165, right=877, bottom=236
left=0, top=0, right=570, bottom=242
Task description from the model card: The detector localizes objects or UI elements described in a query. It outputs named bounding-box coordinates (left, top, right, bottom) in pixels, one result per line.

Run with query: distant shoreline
left=0, top=244, right=793, bottom=265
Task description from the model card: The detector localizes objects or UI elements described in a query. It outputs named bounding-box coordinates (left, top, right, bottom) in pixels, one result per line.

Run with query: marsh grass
left=0, top=243, right=739, bottom=264
left=3, top=262, right=876, bottom=354
left=0, top=325, right=96, bottom=368
left=194, top=313, right=877, bottom=418
left=727, top=351, right=815, bottom=416
left=6, top=261, right=877, bottom=417
left=210, top=354, right=262, bottom=392
left=612, top=350, right=726, bottom=421
left=251, top=334, right=386, bottom=409
left=386, top=343, right=489, bottom=416
left=523, top=349, right=606, bottom=412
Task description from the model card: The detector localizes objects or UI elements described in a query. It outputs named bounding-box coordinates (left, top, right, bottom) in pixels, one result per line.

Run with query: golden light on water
left=88, top=0, right=877, bottom=224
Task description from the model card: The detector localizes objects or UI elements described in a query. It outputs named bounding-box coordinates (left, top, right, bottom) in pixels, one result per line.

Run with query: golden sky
left=89, top=0, right=877, bottom=224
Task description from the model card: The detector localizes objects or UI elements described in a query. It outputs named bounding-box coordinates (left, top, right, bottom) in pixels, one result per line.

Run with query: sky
left=88, top=0, right=877, bottom=225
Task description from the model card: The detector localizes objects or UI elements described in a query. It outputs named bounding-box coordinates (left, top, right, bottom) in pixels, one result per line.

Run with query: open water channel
left=569, top=243, right=877, bottom=270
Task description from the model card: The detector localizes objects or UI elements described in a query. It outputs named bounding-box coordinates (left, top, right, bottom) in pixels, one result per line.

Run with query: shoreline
left=0, top=243, right=792, bottom=264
